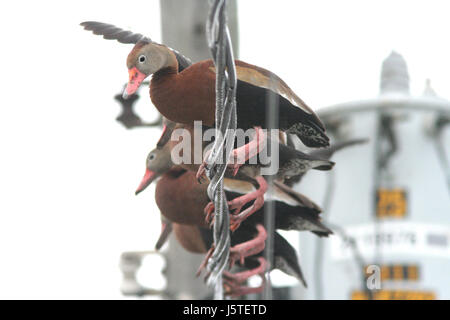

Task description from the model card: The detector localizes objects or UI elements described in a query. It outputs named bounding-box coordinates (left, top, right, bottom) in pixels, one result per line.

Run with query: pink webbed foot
left=197, top=225, right=268, bottom=287
left=197, top=126, right=265, bottom=181
left=228, top=176, right=267, bottom=231
left=225, top=275, right=266, bottom=297
left=224, top=257, right=268, bottom=284
left=223, top=257, right=268, bottom=297
left=196, top=245, right=215, bottom=278
left=204, top=202, right=215, bottom=226
left=229, top=224, right=267, bottom=268
left=204, top=176, right=267, bottom=231
left=229, top=126, right=266, bottom=176
left=195, top=148, right=214, bottom=184
left=204, top=199, right=248, bottom=229
left=196, top=161, right=209, bottom=184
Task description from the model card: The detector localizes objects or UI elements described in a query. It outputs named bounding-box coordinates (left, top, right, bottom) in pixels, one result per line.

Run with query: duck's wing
left=208, top=61, right=329, bottom=147
left=80, top=21, right=192, bottom=71
left=234, top=61, right=320, bottom=126
left=271, top=181, right=333, bottom=236
left=272, top=232, right=308, bottom=287
left=80, top=21, right=149, bottom=43
left=273, top=180, right=322, bottom=212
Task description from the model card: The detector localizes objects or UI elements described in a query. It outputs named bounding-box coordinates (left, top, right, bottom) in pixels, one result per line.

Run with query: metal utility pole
left=160, top=0, right=238, bottom=63
left=159, top=0, right=239, bottom=300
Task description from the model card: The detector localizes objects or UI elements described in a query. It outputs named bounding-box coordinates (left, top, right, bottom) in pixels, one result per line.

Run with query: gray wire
left=432, top=116, right=450, bottom=196
left=263, top=77, right=279, bottom=300
left=204, top=0, right=237, bottom=298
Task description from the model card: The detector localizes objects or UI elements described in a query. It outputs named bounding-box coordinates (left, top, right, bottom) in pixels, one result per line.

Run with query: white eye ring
left=138, top=55, right=146, bottom=63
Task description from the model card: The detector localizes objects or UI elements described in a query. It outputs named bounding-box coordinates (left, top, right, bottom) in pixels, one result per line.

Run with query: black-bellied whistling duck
left=80, top=21, right=329, bottom=149
left=164, top=121, right=334, bottom=181
left=160, top=220, right=307, bottom=296
left=197, top=224, right=310, bottom=295
left=137, top=126, right=334, bottom=230
left=152, top=177, right=326, bottom=291
left=135, top=150, right=332, bottom=236
left=148, top=173, right=268, bottom=297
left=139, top=165, right=331, bottom=295
left=124, top=43, right=329, bottom=148
left=143, top=166, right=261, bottom=231
left=134, top=144, right=262, bottom=231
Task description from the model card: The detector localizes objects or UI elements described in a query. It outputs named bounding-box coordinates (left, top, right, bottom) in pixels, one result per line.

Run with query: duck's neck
left=152, top=65, right=178, bottom=83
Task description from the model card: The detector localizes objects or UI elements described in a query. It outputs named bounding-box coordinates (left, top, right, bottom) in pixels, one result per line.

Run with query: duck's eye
left=138, top=55, right=146, bottom=63
left=149, top=154, right=155, bottom=161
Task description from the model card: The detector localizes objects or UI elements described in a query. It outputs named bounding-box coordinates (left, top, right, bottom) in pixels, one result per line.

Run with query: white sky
left=0, top=0, right=449, bottom=299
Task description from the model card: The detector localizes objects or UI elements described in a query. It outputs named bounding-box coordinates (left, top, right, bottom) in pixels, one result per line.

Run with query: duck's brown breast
left=155, top=170, right=209, bottom=227
left=150, top=61, right=216, bottom=126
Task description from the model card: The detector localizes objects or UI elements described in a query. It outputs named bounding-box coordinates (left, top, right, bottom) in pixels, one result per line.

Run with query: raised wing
left=80, top=21, right=149, bottom=44
left=80, top=21, right=193, bottom=71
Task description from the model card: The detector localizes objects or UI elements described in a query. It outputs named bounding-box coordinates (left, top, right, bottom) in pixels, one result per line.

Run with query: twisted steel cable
left=204, top=0, right=237, bottom=298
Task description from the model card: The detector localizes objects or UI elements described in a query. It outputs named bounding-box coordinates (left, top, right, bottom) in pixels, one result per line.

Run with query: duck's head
left=135, top=144, right=174, bottom=195
left=123, top=41, right=177, bottom=99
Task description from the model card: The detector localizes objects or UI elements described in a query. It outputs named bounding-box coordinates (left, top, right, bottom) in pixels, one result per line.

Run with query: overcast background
left=0, top=0, right=449, bottom=298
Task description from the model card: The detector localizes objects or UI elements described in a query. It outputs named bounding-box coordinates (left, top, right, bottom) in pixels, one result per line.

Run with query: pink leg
left=229, top=224, right=267, bottom=268
left=195, top=153, right=210, bottom=184
left=204, top=202, right=215, bottom=227
left=223, top=257, right=267, bottom=297
left=229, top=126, right=266, bottom=176
left=228, top=176, right=267, bottom=231
left=196, top=245, right=215, bottom=278
left=225, top=275, right=266, bottom=297
left=196, top=127, right=266, bottom=181
left=224, top=257, right=267, bottom=284
left=197, top=225, right=267, bottom=287
left=204, top=176, right=267, bottom=231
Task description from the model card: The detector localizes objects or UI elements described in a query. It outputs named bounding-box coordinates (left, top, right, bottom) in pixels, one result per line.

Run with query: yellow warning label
left=352, top=290, right=435, bottom=300
left=376, top=189, right=407, bottom=218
